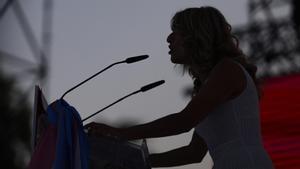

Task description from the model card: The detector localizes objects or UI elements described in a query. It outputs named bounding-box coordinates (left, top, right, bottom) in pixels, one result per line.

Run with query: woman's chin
left=171, top=56, right=185, bottom=64
left=170, top=57, right=179, bottom=64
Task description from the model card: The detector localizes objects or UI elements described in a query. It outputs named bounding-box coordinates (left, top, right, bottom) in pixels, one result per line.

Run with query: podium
left=32, top=86, right=151, bottom=169
left=89, top=136, right=150, bottom=169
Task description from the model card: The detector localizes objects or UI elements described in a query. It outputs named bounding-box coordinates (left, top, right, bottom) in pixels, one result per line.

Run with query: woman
left=86, top=6, right=274, bottom=169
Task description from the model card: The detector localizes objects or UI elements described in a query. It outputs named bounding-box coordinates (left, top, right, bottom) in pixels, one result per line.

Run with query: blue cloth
left=47, top=99, right=89, bottom=169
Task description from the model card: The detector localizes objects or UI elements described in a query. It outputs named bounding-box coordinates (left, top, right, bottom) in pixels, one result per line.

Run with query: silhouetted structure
left=292, top=0, right=300, bottom=39
left=0, top=0, right=53, bottom=101
left=0, top=0, right=53, bottom=168
left=233, top=0, right=300, bottom=79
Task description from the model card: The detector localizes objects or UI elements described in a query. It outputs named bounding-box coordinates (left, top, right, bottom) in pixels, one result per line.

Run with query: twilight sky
left=0, top=0, right=248, bottom=168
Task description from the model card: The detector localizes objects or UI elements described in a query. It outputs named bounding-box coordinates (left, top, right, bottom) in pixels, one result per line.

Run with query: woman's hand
left=84, top=122, right=123, bottom=139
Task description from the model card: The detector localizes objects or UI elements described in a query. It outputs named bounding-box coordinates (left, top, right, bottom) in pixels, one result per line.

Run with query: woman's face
left=167, top=30, right=189, bottom=64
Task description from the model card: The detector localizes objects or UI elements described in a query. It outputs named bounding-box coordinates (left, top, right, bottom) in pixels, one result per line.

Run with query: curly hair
left=170, top=6, right=261, bottom=97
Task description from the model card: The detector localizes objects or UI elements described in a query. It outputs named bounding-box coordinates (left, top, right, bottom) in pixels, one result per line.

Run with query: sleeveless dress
left=195, top=62, right=274, bottom=169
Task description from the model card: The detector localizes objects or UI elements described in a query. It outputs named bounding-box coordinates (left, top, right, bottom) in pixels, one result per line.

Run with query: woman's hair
left=171, top=6, right=261, bottom=97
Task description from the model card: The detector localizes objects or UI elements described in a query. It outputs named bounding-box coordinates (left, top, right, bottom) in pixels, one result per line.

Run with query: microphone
left=141, top=80, right=165, bottom=92
left=81, top=80, right=165, bottom=122
left=125, top=55, right=149, bottom=64
left=61, top=55, right=149, bottom=99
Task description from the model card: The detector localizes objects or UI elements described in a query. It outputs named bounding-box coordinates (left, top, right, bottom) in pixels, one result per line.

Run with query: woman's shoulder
left=209, top=58, right=244, bottom=78
left=208, top=58, right=247, bottom=99
left=184, top=58, right=247, bottom=118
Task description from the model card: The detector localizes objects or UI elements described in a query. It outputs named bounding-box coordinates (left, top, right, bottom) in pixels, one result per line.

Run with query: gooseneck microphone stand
left=61, top=55, right=149, bottom=99
left=81, top=80, right=165, bottom=122
left=59, top=54, right=165, bottom=122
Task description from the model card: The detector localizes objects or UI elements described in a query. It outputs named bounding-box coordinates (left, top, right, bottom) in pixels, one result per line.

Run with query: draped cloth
left=28, top=99, right=89, bottom=169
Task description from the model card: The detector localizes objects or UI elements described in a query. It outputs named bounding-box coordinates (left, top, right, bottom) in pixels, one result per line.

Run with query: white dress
left=195, top=63, right=274, bottom=169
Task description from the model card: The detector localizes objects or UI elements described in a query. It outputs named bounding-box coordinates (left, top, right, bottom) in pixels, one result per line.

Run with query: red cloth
left=27, top=125, right=57, bottom=169
left=260, top=74, right=300, bottom=169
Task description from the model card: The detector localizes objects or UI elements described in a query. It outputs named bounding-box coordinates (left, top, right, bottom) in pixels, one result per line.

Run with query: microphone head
left=125, top=55, right=149, bottom=64
left=141, top=80, right=165, bottom=92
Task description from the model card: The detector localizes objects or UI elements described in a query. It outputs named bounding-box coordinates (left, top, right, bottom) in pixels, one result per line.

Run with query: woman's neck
left=190, top=67, right=208, bottom=83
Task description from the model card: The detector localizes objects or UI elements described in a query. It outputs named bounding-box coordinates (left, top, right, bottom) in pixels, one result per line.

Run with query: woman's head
left=168, top=6, right=260, bottom=96
left=168, top=6, right=243, bottom=78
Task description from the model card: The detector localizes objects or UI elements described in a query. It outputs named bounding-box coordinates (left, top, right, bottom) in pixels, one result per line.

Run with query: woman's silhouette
left=86, top=6, right=274, bottom=169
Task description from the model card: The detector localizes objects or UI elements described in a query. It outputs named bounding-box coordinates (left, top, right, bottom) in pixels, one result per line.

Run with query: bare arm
left=86, top=59, right=245, bottom=140
left=119, top=58, right=245, bottom=140
left=149, top=132, right=208, bottom=168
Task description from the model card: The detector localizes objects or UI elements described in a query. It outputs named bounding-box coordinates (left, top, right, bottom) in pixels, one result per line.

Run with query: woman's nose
left=167, top=32, right=173, bottom=43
